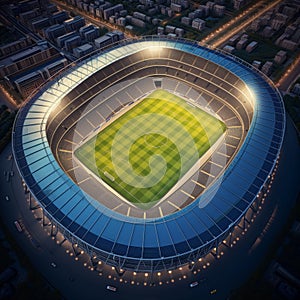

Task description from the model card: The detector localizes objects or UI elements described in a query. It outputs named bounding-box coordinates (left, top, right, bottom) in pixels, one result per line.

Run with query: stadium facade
left=13, top=36, right=285, bottom=272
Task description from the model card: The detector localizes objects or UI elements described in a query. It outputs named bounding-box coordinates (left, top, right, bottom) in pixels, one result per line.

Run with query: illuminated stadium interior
left=46, top=44, right=254, bottom=218
left=13, top=37, right=285, bottom=272
left=73, top=89, right=226, bottom=210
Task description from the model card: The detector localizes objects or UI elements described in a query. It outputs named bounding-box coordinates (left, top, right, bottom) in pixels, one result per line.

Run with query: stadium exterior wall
left=12, top=36, right=285, bottom=272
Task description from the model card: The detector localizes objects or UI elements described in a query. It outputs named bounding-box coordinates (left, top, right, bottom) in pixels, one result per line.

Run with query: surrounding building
left=246, top=41, right=258, bottom=53
left=274, top=50, right=287, bottom=64
left=236, top=37, right=248, bottom=50
left=292, top=83, right=300, bottom=95
left=261, top=61, right=273, bottom=76
left=192, top=18, right=205, bottom=30
left=252, top=60, right=262, bottom=69
left=223, top=44, right=235, bottom=53
left=0, top=43, right=60, bottom=79
left=9, top=57, right=68, bottom=98
left=64, top=16, right=86, bottom=32
left=43, top=24, right=66, bottom=41
left=0, top=36, right=33, bottom=57
left=94, top=31, right=124, bottom=49
left=73, top=43, right=94, bottom=58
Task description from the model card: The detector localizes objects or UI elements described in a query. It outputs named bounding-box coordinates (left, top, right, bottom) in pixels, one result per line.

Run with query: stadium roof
left=13, top=37, right=285, bottom=265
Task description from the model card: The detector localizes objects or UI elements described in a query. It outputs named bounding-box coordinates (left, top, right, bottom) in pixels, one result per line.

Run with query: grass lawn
left=75, top=89, right=226, bottom=208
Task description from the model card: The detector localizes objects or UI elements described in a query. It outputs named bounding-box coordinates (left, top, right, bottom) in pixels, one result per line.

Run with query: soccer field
left=75, top=89, right=226, bottom=208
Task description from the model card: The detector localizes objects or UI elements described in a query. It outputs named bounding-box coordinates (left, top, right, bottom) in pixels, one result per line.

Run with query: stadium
left=12, top=36, right=285, bottom=273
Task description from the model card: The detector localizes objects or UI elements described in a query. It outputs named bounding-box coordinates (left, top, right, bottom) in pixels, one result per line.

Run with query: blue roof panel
left=12, top=37, right=285, bottom=265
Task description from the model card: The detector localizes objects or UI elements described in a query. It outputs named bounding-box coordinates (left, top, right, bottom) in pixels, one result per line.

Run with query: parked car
left=189, top=281, right=199, bottom=288
left=106, top=285, right=117, bottom=292
left=210, top=289, right=217, bottom=295
left=14, top=220, right=22, bottom=232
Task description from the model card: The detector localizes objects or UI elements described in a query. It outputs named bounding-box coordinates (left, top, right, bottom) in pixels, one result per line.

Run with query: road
left=0, top=114, right=299, bottom=300
left=0, top=10, right=76, bottom=62
left=202, top=0, right=282, bottom=48
left=0, top=84, right=19, bottom=110
left=276, top=53, right=300, bottom=92
left=0, top=11, right=42, bottom=43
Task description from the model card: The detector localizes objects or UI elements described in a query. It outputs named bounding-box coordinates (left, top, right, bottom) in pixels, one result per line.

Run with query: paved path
left=202, top=0, right=281, bottom=48
left=276, top=54, right=300, bottom=92
left=0, top=85, right=18, bottom=110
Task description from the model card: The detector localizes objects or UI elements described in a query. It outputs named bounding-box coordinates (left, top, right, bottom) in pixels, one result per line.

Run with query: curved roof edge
left=12, top=36, right=285, bottom=260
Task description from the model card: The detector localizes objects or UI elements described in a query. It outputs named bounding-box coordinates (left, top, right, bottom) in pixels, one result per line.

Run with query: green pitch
left=75, top=89, right=226, bottom=209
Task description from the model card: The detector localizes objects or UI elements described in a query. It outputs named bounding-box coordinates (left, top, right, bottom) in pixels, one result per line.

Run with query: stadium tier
left=13, top=36, right=285, bottom=272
